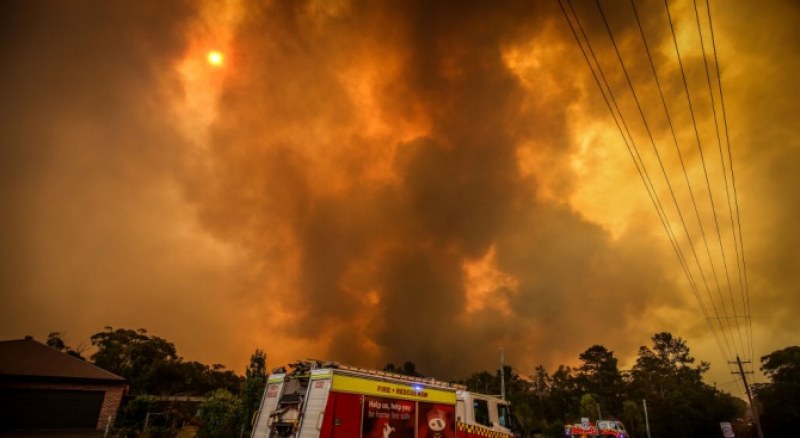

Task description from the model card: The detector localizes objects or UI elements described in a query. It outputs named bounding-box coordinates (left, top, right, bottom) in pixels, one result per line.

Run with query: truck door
left=318, top=392, right=362, bottom=438
left=252, top=375, right=286, bottom=438
left=488, top=399, right=514, bottom=436
left=297, top=374, right=333, bottom=438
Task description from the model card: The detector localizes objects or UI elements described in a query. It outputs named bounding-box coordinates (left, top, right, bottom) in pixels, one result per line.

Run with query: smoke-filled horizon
left=2, top=0, right=798, bottom=396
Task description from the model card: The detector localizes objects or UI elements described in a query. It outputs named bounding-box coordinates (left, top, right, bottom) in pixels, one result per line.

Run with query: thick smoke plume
left=2, top=0, right=799, bottom=388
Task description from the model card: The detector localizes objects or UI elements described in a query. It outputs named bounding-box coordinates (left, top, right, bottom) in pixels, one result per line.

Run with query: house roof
left=0, top=338, right=124, bottom=383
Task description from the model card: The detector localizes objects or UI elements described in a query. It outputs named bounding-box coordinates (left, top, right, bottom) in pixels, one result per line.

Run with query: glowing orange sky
left=1, top=0, right=799, bottom=399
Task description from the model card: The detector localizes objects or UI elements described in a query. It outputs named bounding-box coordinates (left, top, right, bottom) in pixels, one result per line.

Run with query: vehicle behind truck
left=565, top=419, right=628, bottom=438
left=251, top=361, right=518, bottom=438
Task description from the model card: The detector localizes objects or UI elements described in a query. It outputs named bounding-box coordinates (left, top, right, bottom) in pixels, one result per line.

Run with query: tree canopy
left=760, top=345, right=800, bottom=383
left=755, top=345, right=800, bottom=436
left=46, top=331, right=85, bottom=359
left=576, top=344, right=624, bottom=414
left=383, top=361, right=422, bottom=377
left=90, top=327, right=242, bottom=396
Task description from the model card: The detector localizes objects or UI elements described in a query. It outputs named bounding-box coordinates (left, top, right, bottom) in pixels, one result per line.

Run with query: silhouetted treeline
left=40, top=329, right=798, bottom=437
left=43, top=327, right=264, bottom=437
left=449, top=333, right=747, bottom=437
left=89, top=327, right=242, bottom=396
left=450, top=333, right=798, bottom=438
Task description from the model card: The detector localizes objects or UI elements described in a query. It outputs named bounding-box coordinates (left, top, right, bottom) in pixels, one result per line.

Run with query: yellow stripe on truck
left=330, top=374, right=456, bottom=404
left=457, top=422, right=511, bottom=438
left=310, top=370, right=333, bottom=380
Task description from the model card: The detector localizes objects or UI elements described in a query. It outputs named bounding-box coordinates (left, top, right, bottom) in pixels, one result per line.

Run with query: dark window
left=497, top=403, right=510, bottom=428
left=473, top=399, right=490, bottom=426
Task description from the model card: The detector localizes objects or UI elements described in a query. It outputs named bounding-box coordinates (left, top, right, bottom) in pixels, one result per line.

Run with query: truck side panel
left=318, top=392, right=362, bottom=438
left=418, top=401, right=456, bottom=438
left=252, top=376, right=286, bottom=438
left=297, top=376, right=333, bottom=438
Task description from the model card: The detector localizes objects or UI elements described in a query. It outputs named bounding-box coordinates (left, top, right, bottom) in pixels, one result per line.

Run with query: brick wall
left=97, top=384, right=125, bottom=430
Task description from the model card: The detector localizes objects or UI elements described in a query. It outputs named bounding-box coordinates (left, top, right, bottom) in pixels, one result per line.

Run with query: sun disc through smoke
left=207, top=51, right=224, bottom=67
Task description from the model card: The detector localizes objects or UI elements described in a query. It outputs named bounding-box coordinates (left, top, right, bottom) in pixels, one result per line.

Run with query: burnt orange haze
left=1, top=0, right=799, bottom=398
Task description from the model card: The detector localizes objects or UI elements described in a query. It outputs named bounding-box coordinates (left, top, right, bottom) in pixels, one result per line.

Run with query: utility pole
left=642, top=399, right=651, bottom=438
left=500, top=348, right=506, bottom=400
left=731, top=355, right=764, bottom=438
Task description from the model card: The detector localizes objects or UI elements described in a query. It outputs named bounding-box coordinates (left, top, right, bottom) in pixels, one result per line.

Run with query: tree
left=628, top=333, right=741, bottom=437
left=579, top=393, right=599, bottom=421
left=90, top=327, right=179, bottom=394
left=760, top=345, right=800, bottom=383
left=383, top=361, right=422, bottom=377
left=630, top=332, right=705, bottom=400
left=755, top=346, right=800, bottom=436
left=47, top=332, right=66, bottom=351
left=89, top=327, right=243, bottom=396
left=463, top=370, right=495, bottom=395
left=620, top=400, right=643, bottom=438
left=576, top=345, right=624, bottom=416
left=525, top=365, right=552, bottom=433
left=548, top=365, right=579, bottom=423
left=242, top=350, right=267, bottom=433
left=532, top=365, right=550, bottom=401
left=46, top=332, right=85, bottom=359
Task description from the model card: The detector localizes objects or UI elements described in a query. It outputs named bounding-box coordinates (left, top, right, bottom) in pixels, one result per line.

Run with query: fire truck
left=251, top=361, right=519, bottom=438
left=564, top=420, right=627, bottom=438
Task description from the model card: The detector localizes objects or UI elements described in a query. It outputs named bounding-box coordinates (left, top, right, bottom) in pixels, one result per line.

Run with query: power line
left=626, top=0, right=737, bottom=364
left=703, top=0, right=755, bottom=371
left=557, top=0, right=731, bottom=362
left=690, top=0, right=748, bottom=364
left=558, top=0, right=759, bottom=375
left=662, top=0, right=745, bottom=365
left=594, top=0, right=738, bottom=361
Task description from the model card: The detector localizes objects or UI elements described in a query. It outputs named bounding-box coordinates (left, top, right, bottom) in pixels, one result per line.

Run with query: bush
left=115, top=395, right=158, bottom=435
left=197, top=389, right=243, bottom=438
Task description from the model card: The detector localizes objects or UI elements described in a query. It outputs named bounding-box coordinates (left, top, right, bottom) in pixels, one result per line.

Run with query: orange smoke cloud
left=1, top=1, right=799, bottom=396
